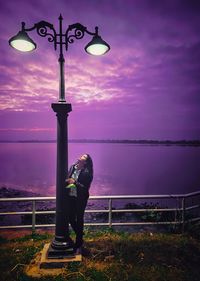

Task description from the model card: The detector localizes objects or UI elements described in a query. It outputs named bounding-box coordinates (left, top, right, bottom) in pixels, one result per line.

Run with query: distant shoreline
left=0, top=139, right=200, bottom=146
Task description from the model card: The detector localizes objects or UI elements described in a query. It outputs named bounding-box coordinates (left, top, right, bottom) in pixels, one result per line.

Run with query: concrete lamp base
left=25, top=243, right=82, bottom=278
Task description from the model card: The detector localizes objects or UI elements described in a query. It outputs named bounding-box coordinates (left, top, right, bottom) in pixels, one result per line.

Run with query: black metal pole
left=48, top=103, right=72, bottom=258
left=47, top=15, right=73, bottom=258
left=58, top=14, right=66, bottom=102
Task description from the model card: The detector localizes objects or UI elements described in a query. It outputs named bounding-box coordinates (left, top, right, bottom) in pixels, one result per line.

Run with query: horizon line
left=0, top=139, right=200, bottom=144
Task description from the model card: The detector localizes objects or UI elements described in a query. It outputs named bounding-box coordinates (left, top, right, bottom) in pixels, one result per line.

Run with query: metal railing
left=0, top=191, right=199, bottom=233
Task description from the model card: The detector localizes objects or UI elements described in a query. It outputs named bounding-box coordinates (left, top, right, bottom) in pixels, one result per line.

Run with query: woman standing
left=65, top=154, right=93, bottom=253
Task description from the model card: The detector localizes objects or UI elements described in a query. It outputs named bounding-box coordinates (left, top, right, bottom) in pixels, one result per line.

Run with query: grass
left=0, top=227, right=200, bottom=281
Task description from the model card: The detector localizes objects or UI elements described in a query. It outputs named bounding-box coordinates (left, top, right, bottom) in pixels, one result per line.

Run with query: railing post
left=181, top=197, right=186, bottom=233
left=174, top=206, right=177, bottom=225
left=174, top=198, right=179, bottom=231
left=32, top=200, right=36, bottom=234
left=108, top=198, right=112, bottom=228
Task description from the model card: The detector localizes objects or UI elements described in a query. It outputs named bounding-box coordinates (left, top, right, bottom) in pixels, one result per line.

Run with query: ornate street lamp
left=9, top=14, right=110, bottom=259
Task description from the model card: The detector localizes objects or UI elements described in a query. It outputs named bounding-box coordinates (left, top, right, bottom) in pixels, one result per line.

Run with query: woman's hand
left=66, top=178, right=75, bottom=184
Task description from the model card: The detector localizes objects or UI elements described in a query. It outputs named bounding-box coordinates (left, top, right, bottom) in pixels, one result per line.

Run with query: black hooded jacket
left=67, top=164, right=93, bottom=196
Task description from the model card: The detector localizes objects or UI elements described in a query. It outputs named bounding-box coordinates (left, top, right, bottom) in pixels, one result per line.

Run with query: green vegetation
left=0, top=228, right=200, bottom=281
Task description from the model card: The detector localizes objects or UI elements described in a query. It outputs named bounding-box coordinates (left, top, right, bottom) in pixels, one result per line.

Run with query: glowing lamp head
left=85, top=34, right=110, bottom=56
left=9, top=30, right=36, bottom=52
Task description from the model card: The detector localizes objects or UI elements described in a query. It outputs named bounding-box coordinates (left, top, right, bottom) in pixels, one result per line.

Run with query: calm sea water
left=0, top=143, right=199, bottom=196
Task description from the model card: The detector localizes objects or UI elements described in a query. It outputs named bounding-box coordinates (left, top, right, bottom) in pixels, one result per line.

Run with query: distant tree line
left=68, top=139, right=200, bottom=145
left=0, top=139, right=200, bottom=145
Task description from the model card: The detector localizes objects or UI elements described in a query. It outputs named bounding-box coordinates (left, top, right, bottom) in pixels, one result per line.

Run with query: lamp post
left=9, top=14, right=110, bottom=258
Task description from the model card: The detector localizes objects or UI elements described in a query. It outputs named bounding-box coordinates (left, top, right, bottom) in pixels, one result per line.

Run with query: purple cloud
left=0, top=0, right=200, bottom=140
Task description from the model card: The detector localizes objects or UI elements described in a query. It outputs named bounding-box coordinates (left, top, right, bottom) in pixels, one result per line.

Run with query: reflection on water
left=0, top=143, right=199, bottom=196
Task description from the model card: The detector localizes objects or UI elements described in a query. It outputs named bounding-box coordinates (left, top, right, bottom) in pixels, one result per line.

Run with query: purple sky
left=0, top=0, right=200, bottom=140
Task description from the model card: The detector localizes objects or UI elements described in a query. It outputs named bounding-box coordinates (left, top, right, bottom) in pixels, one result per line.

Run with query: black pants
left=67, top=188, right=89, bottom=248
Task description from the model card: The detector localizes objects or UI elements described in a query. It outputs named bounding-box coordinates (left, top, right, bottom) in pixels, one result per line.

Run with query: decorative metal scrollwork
left=22, top=19, right=97, bottom=53
left=67, top=28, right=85, bottom=44
left=34, top=21, right=57, bottom=49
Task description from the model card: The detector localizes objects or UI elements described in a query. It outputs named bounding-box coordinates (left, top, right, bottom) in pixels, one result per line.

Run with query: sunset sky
left=0, top=0, right=200, bottom=141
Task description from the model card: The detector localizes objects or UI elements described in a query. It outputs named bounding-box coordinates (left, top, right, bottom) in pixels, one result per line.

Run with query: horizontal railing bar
left=111, top=208, right=181, bottom=213
left=0, top=221, right=182, bottom=229
left=0, top=211, right=33, bottom=215
left=0, top=223, right=108, bottom=229
left=185, top=205, right=200, bottom=211
left=108, top=221, right=181, bottom=226
left=0, top=208, right=183, bottom=217
left=0, top=197, right=56, bottom=202
left=86, top=208, right=180, bottom=213
left=0, top=210, right=108, bottom=216
left=183, top=191, right=200, bottom=198
left=187, top=217, right=200, bottom=223
left=0, top=211, right=56, bottom=216
left=36, top=211, right=55, bottom=214
left=0, top=225, right=34, bottom=229
left=0, top=190, right=199, bottom=202
left=86, top=192, right=200, bottom=199
left=85, top=210, right=108, bottom=213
